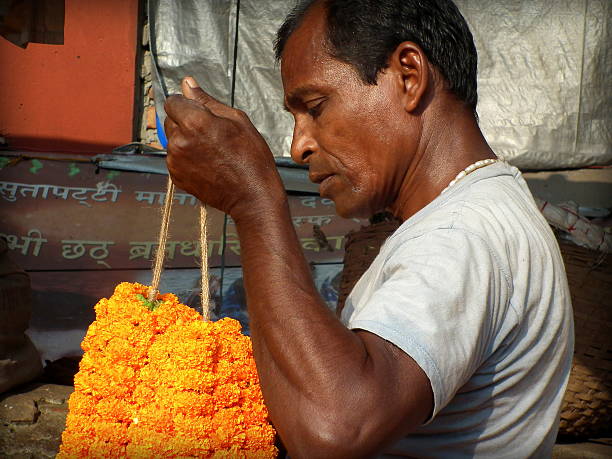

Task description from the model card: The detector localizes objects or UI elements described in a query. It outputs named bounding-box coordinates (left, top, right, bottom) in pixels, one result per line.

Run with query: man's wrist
left=229, top=185, right=290, bottom=228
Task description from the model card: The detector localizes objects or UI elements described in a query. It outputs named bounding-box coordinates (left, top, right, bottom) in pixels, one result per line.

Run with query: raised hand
left=164, top=77, right=283, bottom=218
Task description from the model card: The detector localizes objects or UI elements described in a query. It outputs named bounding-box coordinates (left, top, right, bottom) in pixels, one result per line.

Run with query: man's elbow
left=283, top=410, right=380, bottom=459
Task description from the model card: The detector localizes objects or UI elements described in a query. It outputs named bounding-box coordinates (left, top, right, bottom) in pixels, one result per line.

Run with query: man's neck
left=389, top=101, right=496, bottom=221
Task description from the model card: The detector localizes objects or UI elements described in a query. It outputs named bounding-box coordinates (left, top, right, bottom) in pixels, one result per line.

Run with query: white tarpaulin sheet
left=150, top=0, right=611, bottom=170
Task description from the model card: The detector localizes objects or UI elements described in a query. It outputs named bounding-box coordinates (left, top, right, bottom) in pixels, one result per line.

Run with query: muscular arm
left=165, top=79, right=433, bottom=458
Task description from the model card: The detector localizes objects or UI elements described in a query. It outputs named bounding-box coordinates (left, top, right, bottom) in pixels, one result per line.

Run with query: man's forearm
left=234, top=195, right=363, bottom=388
left=232, top=195, right=372, bottom=452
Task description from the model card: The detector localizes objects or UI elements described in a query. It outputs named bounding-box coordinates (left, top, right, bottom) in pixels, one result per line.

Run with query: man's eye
left=306, top=100, right=325, bottom=118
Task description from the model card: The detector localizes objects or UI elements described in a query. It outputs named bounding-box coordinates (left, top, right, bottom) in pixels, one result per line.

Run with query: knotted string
left=147, top=176, right=210, bottom=321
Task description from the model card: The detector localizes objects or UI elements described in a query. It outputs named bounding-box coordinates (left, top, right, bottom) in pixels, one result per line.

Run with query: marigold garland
left=58, top=282, right=277, bottom=458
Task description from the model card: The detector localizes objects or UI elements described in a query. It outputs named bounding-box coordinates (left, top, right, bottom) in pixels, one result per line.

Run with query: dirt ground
left=1, top=382, right=610, bottom=458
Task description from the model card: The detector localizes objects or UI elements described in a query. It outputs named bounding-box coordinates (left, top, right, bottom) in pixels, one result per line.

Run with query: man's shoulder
left=380, top=163, right=560, bottom=290
left=393, top=163, right=543, bottom=244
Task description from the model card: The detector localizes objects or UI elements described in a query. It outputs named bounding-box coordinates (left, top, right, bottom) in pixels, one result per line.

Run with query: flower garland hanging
left=58, top=282, right=277, bottom=458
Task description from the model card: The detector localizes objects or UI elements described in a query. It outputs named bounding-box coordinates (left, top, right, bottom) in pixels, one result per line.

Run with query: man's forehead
left=283, top=0, right=327, bottom=54
left=280, top=3, right=330, bottom=85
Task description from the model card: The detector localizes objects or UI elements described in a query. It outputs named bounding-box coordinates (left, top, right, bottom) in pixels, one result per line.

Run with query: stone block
left=0, top=384, right=73, bottom=458
left=0, top=393, right=38, bottom=423
left=146, top=104, right=157, bottom=129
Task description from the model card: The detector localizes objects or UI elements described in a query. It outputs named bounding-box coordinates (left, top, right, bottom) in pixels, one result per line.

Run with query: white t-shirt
left=341, top=162, right=574, bottom=458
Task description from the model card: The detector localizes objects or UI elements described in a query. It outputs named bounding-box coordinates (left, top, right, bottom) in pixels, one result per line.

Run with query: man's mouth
left=318, top=175, right=336, bottom=196
left=309, top=170, right=338, bottom=197
left=309, top=171, right=333, bottom=185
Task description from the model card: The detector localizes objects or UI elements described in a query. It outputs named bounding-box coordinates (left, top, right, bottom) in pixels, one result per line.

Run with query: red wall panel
left=0, top=0, right=139, bottom=153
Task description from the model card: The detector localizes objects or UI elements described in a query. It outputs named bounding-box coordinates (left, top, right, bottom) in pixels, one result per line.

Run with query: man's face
left=280, top=6, right=416, bottom=218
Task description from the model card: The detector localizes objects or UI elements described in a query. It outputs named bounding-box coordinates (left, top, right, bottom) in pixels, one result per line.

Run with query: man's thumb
left=181, top=77, right=219, bottom=108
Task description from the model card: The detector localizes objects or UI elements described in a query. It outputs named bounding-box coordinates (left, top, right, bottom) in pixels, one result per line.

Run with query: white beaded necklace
left=440, top=158, right=499, bottom=195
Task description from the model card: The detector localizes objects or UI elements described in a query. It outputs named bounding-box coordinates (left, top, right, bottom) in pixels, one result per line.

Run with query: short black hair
left=275, top=0, right=478, bottom=111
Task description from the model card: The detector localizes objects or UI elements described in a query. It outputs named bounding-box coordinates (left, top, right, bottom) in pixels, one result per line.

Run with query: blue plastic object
left=155, top=112, right=168, bottom=149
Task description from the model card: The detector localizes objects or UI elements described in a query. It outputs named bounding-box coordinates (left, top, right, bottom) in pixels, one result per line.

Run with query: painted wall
left=0, top=0, right=139, bottom=153
left=0, top=154, right=356, bottom=361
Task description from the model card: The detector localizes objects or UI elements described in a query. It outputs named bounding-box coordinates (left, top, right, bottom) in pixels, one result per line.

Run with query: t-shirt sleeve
left=345, top=227, right=511, bottom=420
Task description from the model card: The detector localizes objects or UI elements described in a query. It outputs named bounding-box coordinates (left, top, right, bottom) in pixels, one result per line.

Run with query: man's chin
left=331, top=198, right=373, bottom=220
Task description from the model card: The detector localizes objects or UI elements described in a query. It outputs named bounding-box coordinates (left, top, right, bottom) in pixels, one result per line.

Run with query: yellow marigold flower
left=60, top=282, right=277, bottom=457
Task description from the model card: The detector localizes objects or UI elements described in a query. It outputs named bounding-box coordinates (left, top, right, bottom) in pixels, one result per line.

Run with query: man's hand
left=164, top=77, right=284, bottom=218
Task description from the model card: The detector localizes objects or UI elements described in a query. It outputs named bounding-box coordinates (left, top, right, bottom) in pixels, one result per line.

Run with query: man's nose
left=290, top=122, right=316, bottom=165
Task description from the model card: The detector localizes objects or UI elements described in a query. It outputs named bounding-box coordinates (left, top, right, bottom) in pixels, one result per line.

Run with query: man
left=164, top=0, right=573, bottom=457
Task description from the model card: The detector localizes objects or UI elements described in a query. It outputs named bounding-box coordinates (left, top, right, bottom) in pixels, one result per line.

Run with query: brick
left=146, top=105, right=157, bottom=129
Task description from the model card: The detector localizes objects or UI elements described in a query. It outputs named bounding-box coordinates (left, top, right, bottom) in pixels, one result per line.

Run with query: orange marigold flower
left=241, top=399, right=270, bottom=426
left=131, top=384, right=156, bottom=406
left=61, top=282, right=277, bottom=457
left=57, top=430, right=91, bottom=457
left=87, top=438, right=127, bottom=458
left=95, top=397, right=134, bottom=423
left=213, top=382, right=242, bottom=409
left=133, top=402, right=176, bottom=434
left=91, top=420, right=129, bottom=444
left=67, top=391, right=96, bottom=417
left=210, top=406, right=244, bottom=449
left=174, top=412, right=215, bottom=438
left=244, top=424, right=277, bottom=450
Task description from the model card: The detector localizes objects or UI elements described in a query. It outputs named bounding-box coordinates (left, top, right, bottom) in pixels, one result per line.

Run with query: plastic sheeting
left=149, top=0, right=611, bottom=170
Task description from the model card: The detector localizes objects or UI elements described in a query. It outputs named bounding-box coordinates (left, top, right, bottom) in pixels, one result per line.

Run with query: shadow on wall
left=524, top=172, right=612, bottom=209
left=27, top=288, right=97, bottom=363
left=0, top=0, right=65, bottom=48
left=30, top=289, right=96, bottom=331
left=1, top=136, right=126, bottom=155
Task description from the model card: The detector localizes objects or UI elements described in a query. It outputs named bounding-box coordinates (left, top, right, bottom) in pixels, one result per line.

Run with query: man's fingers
left=181, top=77, right=224, bottom=110
left=164, top=94, right=211, bottom=130
left=163, top=115, right=178, bottom=140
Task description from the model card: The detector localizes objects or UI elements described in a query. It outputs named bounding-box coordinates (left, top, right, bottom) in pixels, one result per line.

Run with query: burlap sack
left=0, top=238, right=42, bottom=394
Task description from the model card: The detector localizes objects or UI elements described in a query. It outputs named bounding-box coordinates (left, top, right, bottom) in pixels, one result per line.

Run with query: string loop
left=148, top=177, right=210, bottom=320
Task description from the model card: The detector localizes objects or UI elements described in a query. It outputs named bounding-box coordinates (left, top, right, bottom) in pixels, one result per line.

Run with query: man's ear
left=388, top=42, right=429, bottom=113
